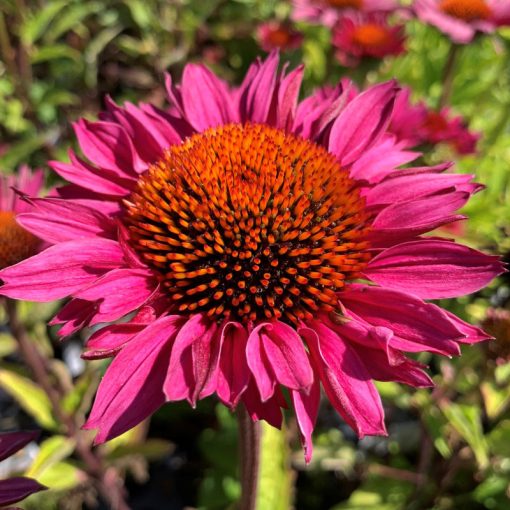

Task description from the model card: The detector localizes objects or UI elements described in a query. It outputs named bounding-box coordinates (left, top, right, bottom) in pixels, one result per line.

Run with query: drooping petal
left=217, top=322, right=250, bottom=408
left=164, top=313, right=219, bottom=406
left=0, top=239, right=125, bottom=301
left=441, top=309, right=492, bottom=344
left=340, top=284, right=463, bottom=355
left=291, top=376, right=321, bottom=464
left=242, top=381, right=284, bottom=429
left=365, top=240, right=504, bottom=299
left=301, top=322, right=387, bottom=437
left=84, top=315, right=184, bottom=443
left=246, top=323, right=276, bottom=402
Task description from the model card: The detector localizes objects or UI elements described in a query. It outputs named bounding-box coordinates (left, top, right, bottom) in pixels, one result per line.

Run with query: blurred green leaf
left=20, top=0, right=68, bottom=45
left=0, top=332, right=17, bottom=358
left=0, top=368, right=58, bottom=430
left=106, top=439, right=174, bottom=461
left=31, top=44, right=81, bottom=64
left=26, top=435, right=75, bottom=478
left=441, top=403, right=489, bottom=469
left=36, top=461, right=84, bottom=491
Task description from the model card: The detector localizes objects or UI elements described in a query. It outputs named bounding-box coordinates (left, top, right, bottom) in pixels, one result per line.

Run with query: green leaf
left=481, top=381, right=510, bottom=420
left=37, top=461, right=83, bottom=491
left=20, top=0, right=68, bottom=44
left=45, top=2, right=103, bottom=42
left=26, top=435, right=75, bottom=478
left=106, top=439, right=174, bottom=461
left=256, top=421, right=293, bottom=510
left=31, top=44, right=81, bottom=64
left=0, top=369, right=58, bottom=431
left=487, top=420, right=510, bottom=457
left=441, top=403, right=489, bottom=469
left=0, top=333, right=17, bottom=358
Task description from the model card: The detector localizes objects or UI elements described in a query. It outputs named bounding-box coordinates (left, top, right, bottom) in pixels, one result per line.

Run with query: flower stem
left=439, top=44, right=460, bottom=110
left=4, top=299, right=130, bottom=510
left=238, top=405, right=261, bottom=510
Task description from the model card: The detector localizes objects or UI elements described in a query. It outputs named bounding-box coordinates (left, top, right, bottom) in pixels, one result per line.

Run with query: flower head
left=332, top=12, right=406, bottom=66
left=0, top=54, right=503, bottom=462
left=388, top=88, right=480, bottom=154
left=0, top=166, right=44, bottom=270
left=0, top=431, right=46, bottom=507
left=257, top=21, right=304, bottom=52
left=414, top=0, right=510, bottom=43
left=291, top=0, right=399, bottom=27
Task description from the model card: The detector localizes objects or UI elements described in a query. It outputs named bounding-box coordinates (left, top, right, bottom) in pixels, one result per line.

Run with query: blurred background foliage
left=0, top=0, right=509, bottom=509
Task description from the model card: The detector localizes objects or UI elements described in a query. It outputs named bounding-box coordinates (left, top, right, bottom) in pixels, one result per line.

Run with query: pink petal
left=275, top=65, right=304, bottom=131
left=239, top=52, right=279, bottom=124
left=0, top=239, right=125, bottom=301
left=442, top=309, right=492, bottom=343
left=301, top=322, right=387, bottom=437
left=84, top=315, right=184, bottom=443
left=74, top=268, right=157, bottom=325
left=291, top=376, right=320, bottom=464
left=50, top=150, right=134, bottom=196
left=217, top=322, right=250, bottom=408
left=163, top=314, right=219, bottom=406
left=365, top=240, right=504, bottom=299
left=242, top=381, right=284, bottom=429
left=0, top=478, right=46, bottom=506
left=340, top=284, right=463, bottom=355
left=181, top=64, right=239, bottom=131
left=328, top=81, right=399, bottom=166
left=74, top=119, right=145, bottom=175
left=17, top=197, right=116, bottom=244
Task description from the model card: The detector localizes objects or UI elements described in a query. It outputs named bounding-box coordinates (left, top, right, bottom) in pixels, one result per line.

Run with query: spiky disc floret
left=125, top=123, right=371, bottom=324
left=0, top=211, right=40, bottom=270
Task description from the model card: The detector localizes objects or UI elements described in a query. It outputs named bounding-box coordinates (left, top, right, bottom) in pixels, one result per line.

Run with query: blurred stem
left=5, top=299, right=130, bottom=510
left=238, top=405, right=261, bottom=510
left=439, top=44, right=460, bottom=109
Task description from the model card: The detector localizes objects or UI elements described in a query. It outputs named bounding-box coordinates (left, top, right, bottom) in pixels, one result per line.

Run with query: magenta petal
left=242, top=381, right=284, bottom=429
left=365, top=240, right=504, bottom=299
left=0, top=478, right=46, bottom=506
left=246, top=323, right=277, bottom=401
left=163, top=314, right=218, bottom=405
left=181, top=64, right=238, bottom=131
left=291, top=376, right=320, bottom=464
left=239, top=52, right=279, bottom=124
left=340, top=285, right=463, bottom=355
left=17, top=197, right=116, bottom=244
left=74, top=119, right=145, bottom=175
left=82, top=323, right=145, bottom=359
left=371, top=191, right=469, bottom=242
left=217, top=322, right=250, bottom=408
left=74, top=268, right=156, bottom=325
left=260, top=321, right=314, bottom=391
left=0, top=431, right=39, bottom=462
left=50, top=150, right=135, bottom=196
left=0, top=239, right=125, bottom=301
left=84, top=315, right=184, bottom=443
left=329, top=80, right=399, bottom=166
left=442, top=309, right=492, bottom=343
left=275, top=65, right=304, bottom=131
left=301, top=322, right=387, bottom=437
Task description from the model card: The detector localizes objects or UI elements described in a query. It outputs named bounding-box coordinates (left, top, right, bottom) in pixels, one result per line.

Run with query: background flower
left=256, top=21, right=304, bottom=51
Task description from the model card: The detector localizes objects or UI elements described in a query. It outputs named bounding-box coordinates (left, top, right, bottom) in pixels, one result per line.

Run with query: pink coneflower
left=414, top=0, right=510, bottom=43
left=0, top=166, right=44, bottom=270
left=332, top=12, right=406, bottom=66
left=0, top=431, right=46, bottom=506
left=257, top=21, right=304, bottom=52
left=420, top=108, right=480, bottom=154
left=0, top=54, right=503, bottom=462
left=291, top=0, right=399, bottom=27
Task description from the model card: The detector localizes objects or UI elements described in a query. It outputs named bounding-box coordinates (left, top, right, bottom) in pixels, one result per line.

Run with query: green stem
left=439, top=44, right=460, bottom=109
left=238, top=405, right=261, bottom=510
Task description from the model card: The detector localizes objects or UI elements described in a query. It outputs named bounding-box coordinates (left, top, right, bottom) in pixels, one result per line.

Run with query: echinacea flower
left=257, top=21, right=304, bottom=52
left=414, top=0, right=510, bottom=43
left=291, top=0, right=399, bottom=27
left=0, top=166, right=44, bottom=270
left=0, top=431, right=46, bottom=507
left=332, top=12, right=406, bottom=66
left=420, top=108, right=480, bottom=154
left=0, top=54, right=503, bottom=462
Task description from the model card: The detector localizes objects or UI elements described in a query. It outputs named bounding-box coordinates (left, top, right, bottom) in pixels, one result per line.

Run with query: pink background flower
left=256, top=21, right=304, bottom=52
